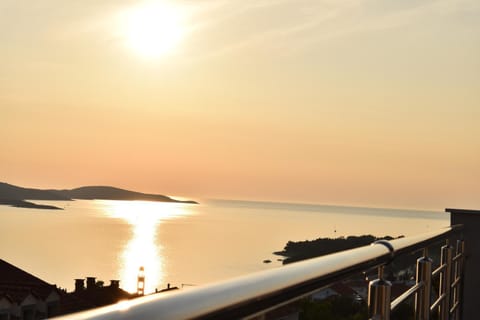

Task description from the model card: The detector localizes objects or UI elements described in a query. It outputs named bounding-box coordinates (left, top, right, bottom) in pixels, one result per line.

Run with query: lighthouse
left=137, top=266, right=145, bottom=296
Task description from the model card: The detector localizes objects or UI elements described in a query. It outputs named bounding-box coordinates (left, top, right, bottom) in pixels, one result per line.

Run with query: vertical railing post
left=368, top=266, right=391, bottom=320
left=415, top=249, right=432, bottom=320
left=452, top=239, right=465, bottom=320
left=439, top=243, right=453, bottom=320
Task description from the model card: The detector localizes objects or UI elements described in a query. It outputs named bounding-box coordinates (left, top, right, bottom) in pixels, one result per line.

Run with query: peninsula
left=275, top=235, right=397, bottom=264
left=0, top=182, right=198, bottom=210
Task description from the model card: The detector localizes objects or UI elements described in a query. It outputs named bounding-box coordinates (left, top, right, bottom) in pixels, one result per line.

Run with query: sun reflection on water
left=103, top=200, right=192, bottom=294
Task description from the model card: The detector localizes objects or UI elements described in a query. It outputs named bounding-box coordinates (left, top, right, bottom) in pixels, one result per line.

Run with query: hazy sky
left=1, top=0, right=479, bottom=210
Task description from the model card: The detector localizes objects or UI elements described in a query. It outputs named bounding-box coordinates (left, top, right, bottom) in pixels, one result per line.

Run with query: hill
left=0, top=182, right=71, bottom=201
left=275, top=235, right=396, bottom=264
left=53, top=186, right=197, bottom=203
left=0, top=182, right=197, bottom=210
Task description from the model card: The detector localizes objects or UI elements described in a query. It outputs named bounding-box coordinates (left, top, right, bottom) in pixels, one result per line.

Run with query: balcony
left=54, top=208, right=479, bottom=320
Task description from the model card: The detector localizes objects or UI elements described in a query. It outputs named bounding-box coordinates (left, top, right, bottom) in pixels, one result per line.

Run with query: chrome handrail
left=390, top=282, right=423, bottom=311
left=54, top=226, right=463, bottom=320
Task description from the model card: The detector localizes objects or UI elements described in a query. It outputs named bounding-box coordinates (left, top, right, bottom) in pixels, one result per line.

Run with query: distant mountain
left=0, top=182, right=197, bottom=210
left=0, top=182, right=71, bottom=201
left=53, top=186, right=197, bottom=204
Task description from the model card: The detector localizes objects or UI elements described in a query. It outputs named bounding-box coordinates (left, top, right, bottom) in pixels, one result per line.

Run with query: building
left=61, top=277, right=134, bottom=314
left=0, top=259, right=138, bottom=319
left=0, top=259, right=61, bottom=320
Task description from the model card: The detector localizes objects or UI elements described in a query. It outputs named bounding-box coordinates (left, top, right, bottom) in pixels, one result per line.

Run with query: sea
left=0, top=199, right=449, bottom=294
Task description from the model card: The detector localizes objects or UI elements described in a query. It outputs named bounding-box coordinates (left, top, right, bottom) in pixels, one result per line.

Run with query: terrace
left=54, top=208, right=479, bottom=320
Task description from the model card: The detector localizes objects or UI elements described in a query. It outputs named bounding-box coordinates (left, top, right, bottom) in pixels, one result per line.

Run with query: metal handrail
left=452, top=253, right=462, bottom=262
left=390, top=282, right=423, bottom=311
left=430, top=293, right=446, bottom=311
left=54, top=226, right=462, bottom=320
left=450, top=300, right=460, bottom=313
left=432, top=264, right=446, bottom=278
left=451, top=276, right=461, bottom=288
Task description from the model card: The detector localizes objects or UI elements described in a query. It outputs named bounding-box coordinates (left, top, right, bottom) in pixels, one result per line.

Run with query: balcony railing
left=55, top=208, right=480, bottom=320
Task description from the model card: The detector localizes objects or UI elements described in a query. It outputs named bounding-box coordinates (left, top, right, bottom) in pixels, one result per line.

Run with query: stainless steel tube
left=415, top=254, right=432, bottom=320
left=368, top=266, right=391, bottom=320
left=439, top=244, right=453, bottom=320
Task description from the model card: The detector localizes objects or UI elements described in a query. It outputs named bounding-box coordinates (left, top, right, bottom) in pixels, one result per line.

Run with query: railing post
left=368, top=266, right=391, bottom=320
left=415, top=249, right=432, bottom=320
left=452, top=239, right=464, bottom=320
left=439, top=243, right=453, bottom=320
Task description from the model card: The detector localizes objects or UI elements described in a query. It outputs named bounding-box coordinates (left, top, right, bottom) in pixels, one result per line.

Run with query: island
left=274, top=233, right=445, bottom=283
left=0, top=182, right=198, bottom=210
left=0, top=199, right=64, bottom=210
left=275, top=235, right=397, bottom=264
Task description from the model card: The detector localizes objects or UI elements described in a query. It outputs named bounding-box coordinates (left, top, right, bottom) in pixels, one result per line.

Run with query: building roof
left=0, top=259, right=57, bottom=303
left=0, top=259, right=52, bottom=286
left=345, top=279, right=369, bottom=288
left=0, top=259, right=136, bottom=316
left=60, top=285, right=134, bottom=314
left=0, top=293, right=14, bottom=304
left=330, top=282, right=357, bottom=296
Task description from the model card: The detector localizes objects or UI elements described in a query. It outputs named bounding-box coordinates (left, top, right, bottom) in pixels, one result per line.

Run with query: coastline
left=0, top=182, right=198, bottom=210
left=0, top=199, right=63, bottom=210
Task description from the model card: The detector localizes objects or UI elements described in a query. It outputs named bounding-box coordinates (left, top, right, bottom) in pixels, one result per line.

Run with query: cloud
left=181, top=0, right=480, bottom=60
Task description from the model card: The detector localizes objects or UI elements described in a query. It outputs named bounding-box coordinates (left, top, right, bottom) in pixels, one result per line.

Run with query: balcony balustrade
left=54, top=208, right=479, bottom=320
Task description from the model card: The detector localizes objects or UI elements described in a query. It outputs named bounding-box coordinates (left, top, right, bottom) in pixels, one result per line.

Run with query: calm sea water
left=0, top=199, right=449, bottom=293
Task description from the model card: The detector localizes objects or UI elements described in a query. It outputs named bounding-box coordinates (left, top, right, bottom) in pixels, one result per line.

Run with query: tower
left=137, top=266, right=145, bottom=296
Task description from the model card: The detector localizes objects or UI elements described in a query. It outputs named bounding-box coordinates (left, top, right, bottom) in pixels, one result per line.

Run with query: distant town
left=0, top=259, right=179, bottom=319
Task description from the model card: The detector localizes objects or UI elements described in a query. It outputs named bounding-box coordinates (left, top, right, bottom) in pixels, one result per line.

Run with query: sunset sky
left=1, top=0, right=479, bottom=210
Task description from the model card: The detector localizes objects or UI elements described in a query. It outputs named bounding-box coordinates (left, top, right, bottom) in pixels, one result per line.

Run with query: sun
left=122, top=1, right=185, bottom=59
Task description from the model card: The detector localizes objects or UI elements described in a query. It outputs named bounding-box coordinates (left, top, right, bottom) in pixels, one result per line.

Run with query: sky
left=1, top=0, right=479, bottom=210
